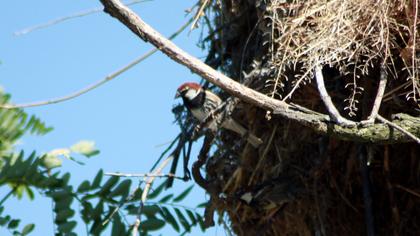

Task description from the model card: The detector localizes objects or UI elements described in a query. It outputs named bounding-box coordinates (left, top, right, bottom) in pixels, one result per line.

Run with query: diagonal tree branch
left=377, top=115, right=420, bottom=144
left=314, top=65, right=356, bottom=126
left=99, top=0, right=289, bottom=112
left=99, top=0, right=420, bottom=144
left=14, top=0, right=150, bottom=36
left=132, top=156, right=173, bottom=236
left=1, top=17, right=193, bottom=109
left=365, top=65, right=388, bottom=123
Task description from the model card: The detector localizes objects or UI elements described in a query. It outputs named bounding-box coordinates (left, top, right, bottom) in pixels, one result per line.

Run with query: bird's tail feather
left=222, top=119, right=263, bottom=147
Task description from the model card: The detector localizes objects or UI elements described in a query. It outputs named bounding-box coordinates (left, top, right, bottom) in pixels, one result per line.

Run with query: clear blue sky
left=0, top=0, right=221, bottom=235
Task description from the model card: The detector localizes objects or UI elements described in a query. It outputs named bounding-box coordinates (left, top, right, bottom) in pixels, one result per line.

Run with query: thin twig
left=102, top=152, right=181, bottom=227
left=394, top=184, right=420, bottom=198
left=190, top=0, right=209, bottom=30
left=239, top=18, right=261, bottom=83
left=248, top=124, right=278, bottom=184
left=146, top=201, right=196, bottom=211
left=0, top=187, right=16, bottom=206
left=411, top=0, right=418, bottom=95
left=1, top=17, right=193, bottom=109
left=382, top=81, right=411, bottom=102
left=132, top=156, right=173, bottom=236
left=364, top=65, right=388, bottom=123
left=314, top=64, right=356, bottom=126
left=376, top=115, right=420, bottom=144
left=102, top=206, right=122, bottom=226
left=14, top=0, right=150, bottom=36
left=105, top=172, right=184, bottom=179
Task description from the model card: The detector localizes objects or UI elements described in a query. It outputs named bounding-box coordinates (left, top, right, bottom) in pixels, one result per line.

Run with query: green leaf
left=70, top=140, right=99, bottom=157
left=142, top=205, right=160, bottom=218
left=147, top=181, right=166, bottom=200
left=139, top=219, right=165, bottom=231
left=124, top=204, right=137, bottom=215
left=159, top=207, right=179, bottom=232
left=0, top=215, right=11, bottom=226
left=109, top=179, right=131, bottom=198
left=173, top=185, right=193, bottom=202
left=91, top=201, right=104, bottom=220
left=85, top=150, right=100, bottom=157
left=77, top=180, right=91, bottom=193
left=81, top=202, right=93, bottom=223
left=61, top=173, right=71, bottom=186
left=185, top=209, right=197, bottom=225
left=55, top=209, right=75, bottom=222
left=99, top=176, right=119, bottom=195
left=196, top=202, right=208, bottom=208
left=65, top=156, right=85, bottom=165
left=131, top=187, right=143, bottom=200
left=54, top=195, right=73, bottom=210
left=111, top=213, right=125, bottom=236
left=159, top=194, right=173, bottom=203
left=90, top=220, right=105, bottom=235
left=49, top=190, right=70, bottom=201
left=14, top=185, right=25, bottom=199
left=150, top=135, right=180, bottom=170
left=24, top=186, right=34, bottom=200
left=57, top=220, right=77, bottom=233
left=7, top=219, right=20, bottom=229
left=174, top=208, right=190, bottom=232
left=196, top=213, right=206, bottom=232
left=24, top=115, right=53, bottom=135
left=91, top=169, right=103, bottom=189
left=21, top=223, right=35, bottom=235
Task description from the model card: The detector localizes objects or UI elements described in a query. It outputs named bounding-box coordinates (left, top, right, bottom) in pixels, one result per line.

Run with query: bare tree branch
left=0, top=17, right=192, bottom=109
left=363, top=65, right=388, bottom=124
left=132, top=156, right=173, bottom=236
left=314, top=65, right=356, bottom=126
left=14, top=0, right=150, bottom=36
left=377, top=115, right=420, bottom=144
left=99, top=0, right=289, bottom=112
left=99, top=0, right=420, bottom=144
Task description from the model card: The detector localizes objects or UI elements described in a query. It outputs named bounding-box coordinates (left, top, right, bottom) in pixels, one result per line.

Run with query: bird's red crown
left=177, top=82, right=202, bottom=92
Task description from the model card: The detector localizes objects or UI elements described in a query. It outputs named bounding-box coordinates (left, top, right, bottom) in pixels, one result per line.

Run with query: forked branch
left=314, top=65, right=356, bottom=126
left=362, top=64, right=388, bottom=124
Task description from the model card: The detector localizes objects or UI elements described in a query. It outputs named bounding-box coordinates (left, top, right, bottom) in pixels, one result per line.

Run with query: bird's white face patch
left=184, top=88, right=200, bottom=100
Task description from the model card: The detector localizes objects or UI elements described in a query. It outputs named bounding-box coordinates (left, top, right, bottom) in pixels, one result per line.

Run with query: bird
left=175, top=82, right=263, bottom=147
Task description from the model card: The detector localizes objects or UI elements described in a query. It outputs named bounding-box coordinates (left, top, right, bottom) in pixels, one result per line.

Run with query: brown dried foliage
left=195, top=0, right=420, bottom=235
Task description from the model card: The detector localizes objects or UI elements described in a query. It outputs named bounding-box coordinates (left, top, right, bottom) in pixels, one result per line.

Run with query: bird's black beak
left=175, top=91, right=181, bottom=99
